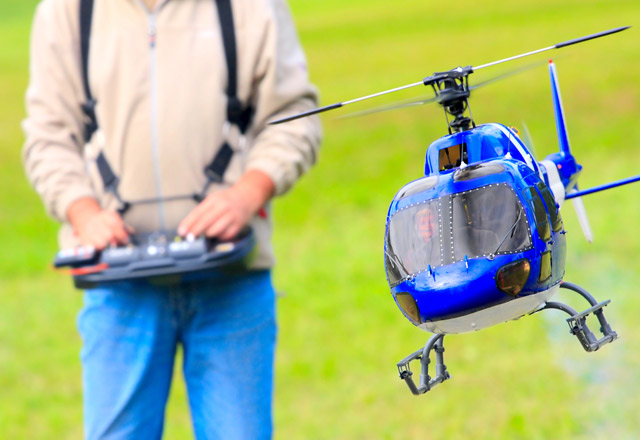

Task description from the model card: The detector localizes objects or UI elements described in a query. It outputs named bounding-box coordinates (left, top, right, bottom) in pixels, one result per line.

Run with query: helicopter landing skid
left=538, top=281, right=618, bottom=352
left=397, top=333, right=451, bottom=395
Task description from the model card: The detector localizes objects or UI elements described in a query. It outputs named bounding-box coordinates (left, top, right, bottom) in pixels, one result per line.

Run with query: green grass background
left=1, top=0, right=639, bottom=438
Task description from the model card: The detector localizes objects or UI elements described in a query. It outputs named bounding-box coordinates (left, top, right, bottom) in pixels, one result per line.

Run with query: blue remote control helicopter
left=271, top=26, right=639, bottom=395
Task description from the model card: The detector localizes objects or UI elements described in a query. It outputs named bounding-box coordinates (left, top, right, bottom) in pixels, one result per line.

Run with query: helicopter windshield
left=385, top=183, right=532, bottom=285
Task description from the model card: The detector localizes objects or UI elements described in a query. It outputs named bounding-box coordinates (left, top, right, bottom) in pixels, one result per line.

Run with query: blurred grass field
left=1, top=0, right=639, bottom=438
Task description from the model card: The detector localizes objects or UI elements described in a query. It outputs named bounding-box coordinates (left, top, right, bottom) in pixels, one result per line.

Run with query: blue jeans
left=77, top=270, right=276, bottom=440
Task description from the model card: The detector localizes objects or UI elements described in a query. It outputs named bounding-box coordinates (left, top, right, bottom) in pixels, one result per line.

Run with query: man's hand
left=67, top=197, right=132, bottom=250
left=178, top=170, right=274, bottom=241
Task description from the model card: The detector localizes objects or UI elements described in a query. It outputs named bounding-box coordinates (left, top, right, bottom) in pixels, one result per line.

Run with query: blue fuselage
left=385, top=124, right=567, bottom=331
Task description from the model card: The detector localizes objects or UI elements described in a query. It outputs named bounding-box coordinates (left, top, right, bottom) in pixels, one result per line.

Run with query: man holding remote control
left=23, top=0, right=321, bottom=438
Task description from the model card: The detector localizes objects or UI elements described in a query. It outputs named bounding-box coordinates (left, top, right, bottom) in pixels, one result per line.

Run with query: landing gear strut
left=397, top=333, right=451, bottom=395
left=538, top=281, right=618, bottom=352
left=397, top=281, right=618, bottom=396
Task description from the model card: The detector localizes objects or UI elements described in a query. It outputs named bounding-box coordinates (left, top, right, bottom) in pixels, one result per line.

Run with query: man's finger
left=180, top=197, right=228, bottom=236
left=101, top=213, right=129, bottom=244
left=124, top=223, right=136, bottom=235
left=91, top=228, right=111, bottom=250
left=217, top=222, right=242, bottom=241
left=103, top=211, right=124, bottom=227
left=189, top=205, right=229, bottom=237
left=178, top=201, right=209, bottom=236
left=204, top=214, right=235, bottom=238
left=111, top=224, right=130, bottom=244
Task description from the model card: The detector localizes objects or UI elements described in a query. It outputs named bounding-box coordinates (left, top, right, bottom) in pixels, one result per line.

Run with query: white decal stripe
left=489, top=123, right=542, bottom=177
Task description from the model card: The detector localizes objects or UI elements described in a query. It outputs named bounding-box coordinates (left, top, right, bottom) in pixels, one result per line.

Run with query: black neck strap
left=79, top=0, right=97, bottom=143
left=80, top=0, right=252, bottom=142
left=205, top=0, right=254, bottom=188
left=81, top=0, right=253, bottom=212
left=215, top=0, right=254, bottom=133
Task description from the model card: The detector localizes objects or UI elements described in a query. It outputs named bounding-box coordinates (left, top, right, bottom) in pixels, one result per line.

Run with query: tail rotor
left=546, top=60, right=593, bottom=242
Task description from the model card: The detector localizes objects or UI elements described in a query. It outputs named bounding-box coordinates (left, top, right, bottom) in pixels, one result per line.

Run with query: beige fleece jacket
left=22, top=0, right=322, bottom=269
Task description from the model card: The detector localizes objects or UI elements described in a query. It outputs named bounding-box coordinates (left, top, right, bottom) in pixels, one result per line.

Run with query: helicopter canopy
left=385, top=183, right=532, bottom=286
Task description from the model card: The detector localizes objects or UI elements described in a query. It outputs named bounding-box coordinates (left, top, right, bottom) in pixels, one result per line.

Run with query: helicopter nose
left=397, top=256, right=531, bottom=324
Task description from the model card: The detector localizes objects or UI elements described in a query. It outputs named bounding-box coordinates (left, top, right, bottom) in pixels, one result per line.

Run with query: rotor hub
left=423, top=67, right=474, bottom=133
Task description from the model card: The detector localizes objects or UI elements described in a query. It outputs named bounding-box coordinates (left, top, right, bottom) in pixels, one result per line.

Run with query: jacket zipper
left=146, top=11, right=167, bottom=231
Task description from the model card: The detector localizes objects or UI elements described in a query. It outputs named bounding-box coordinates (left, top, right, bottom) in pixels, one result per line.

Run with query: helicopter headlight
left=495, top=259, right=531, bottom=296
left=395, top=292, right=421, bottom=324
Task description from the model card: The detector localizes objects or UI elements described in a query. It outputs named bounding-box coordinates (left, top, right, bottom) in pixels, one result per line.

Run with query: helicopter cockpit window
left=385, top=235, right=404, bottom=286
left=386, top=200, right=443, bottom=284
left=524, top=186, right=551, bottom=241
left=536, top=182, right=563, bottom=233
left=439, top=144, right=467, bottom=171
left=385, top=183, right=532, bottom=285
left=452, top=184, right=531, bottom=260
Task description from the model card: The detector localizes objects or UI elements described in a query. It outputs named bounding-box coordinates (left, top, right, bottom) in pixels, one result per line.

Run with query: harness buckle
left=221, top=121, right=247, bottom=153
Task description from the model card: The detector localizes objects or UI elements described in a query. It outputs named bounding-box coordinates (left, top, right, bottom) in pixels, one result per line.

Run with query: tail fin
left=543, top=61, right=592, bottom=242
left=549, top=60, right=571, bottom=156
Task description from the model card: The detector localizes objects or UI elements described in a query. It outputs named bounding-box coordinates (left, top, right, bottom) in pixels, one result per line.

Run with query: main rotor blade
left=269, top=80, right=424, bottom=125
left=335, top=94, right=439, bottom=120
left=473, top=26, right=629, bottom=71
left=520, top=121, right=537, bottom=158
left=472, top=57, right=550, bottom=89
left=337, top=59, right=547, bottom=120
left=268, top=26, right=630, bottom=125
